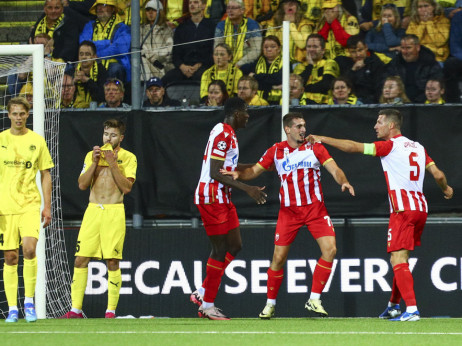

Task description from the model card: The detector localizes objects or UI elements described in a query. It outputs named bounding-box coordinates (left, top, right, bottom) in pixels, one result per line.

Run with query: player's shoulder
left=119, top=147, right=137, bottom=160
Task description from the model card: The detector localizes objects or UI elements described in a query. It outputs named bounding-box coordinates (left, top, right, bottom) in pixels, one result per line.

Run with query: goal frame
left=0, top=44, right=46, bottom=319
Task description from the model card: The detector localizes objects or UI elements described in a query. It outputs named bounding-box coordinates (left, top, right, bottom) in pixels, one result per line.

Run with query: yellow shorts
left=0, top=209, right=40, bottom=250
left=76, top=203, right=126, bottom=260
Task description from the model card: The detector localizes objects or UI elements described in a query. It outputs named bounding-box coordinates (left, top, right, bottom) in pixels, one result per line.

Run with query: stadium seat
left=165, top=80, right=201, bottom=106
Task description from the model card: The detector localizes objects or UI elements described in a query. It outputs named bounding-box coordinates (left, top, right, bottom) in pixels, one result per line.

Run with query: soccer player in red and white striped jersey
left=307, top=108, right=453, bottom=322
left=222, top=112, right=355, bottom=319
left=192, top=97, right=267, bottom=320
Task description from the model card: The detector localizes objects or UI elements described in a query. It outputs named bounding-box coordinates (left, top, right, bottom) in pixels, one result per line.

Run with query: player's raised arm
left=426, top=164, right=454, bottom=199
left=210, top=159, right=267, bottom=204
left=307, top=135, right=366, bottom=154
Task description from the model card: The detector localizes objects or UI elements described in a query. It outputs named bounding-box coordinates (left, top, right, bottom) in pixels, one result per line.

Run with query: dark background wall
left=64, top=221, right=462, bottom=318
left=59, top=105, right=462, bottom=219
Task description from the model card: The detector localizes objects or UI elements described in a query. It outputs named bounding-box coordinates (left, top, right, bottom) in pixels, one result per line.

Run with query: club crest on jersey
left=217, top=141, right=227, bottom=150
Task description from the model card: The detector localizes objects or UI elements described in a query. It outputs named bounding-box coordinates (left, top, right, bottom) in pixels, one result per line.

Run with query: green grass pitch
left=1, top=318, right=462, bottom=346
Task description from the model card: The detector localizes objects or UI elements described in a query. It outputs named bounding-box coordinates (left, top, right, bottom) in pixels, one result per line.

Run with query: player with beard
left=61, top=119, right=137, bottom=319
left=221, top=112, right=355, bottom=319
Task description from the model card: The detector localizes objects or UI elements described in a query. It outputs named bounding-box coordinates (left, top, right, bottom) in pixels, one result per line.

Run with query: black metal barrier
left=59, top=105, right=461, bottom=219
left=64, top=220, right=462, bottom=318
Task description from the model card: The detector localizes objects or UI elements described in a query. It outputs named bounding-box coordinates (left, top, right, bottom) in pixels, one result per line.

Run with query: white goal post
left=0, top=44, right=72, bottom=319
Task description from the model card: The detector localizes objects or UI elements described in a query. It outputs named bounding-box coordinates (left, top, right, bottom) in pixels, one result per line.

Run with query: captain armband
left=363, top=143, right=376, bottom=156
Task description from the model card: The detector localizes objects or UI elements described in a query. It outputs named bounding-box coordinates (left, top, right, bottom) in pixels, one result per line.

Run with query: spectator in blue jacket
left=443, top=9, right=462, bottom=102
left=80, top=0, right=131, bottom=83
left=365, top=4, right=406, bottom=58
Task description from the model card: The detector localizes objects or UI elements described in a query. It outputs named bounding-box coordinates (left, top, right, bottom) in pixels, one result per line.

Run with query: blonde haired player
left=61, top=119, right=137, bottom=318
left=308, top=108, right=453, bottom=322
left=0, top=97, right=54, bottom=323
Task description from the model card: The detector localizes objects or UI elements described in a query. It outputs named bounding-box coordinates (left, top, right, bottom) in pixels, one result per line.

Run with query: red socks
left=390, top=276, right=402, bottom=305
left=267, top=268, right=284, bottom=299
left=393, top=263, right=416, bottom=306
left=203, top=258, right=225, bottom=303
left=311, top=258, right=333, bottom=294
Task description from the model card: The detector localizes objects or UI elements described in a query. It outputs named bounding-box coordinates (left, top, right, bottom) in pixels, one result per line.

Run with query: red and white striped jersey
left=374, top=135, right=434, bottom=213
left=258, top=141, right=333, bottom=207
left=195, top=123, right=239, bottom=205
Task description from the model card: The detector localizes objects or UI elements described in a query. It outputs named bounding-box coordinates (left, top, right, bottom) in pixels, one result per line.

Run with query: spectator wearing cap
left=141, top=0, right=174, bottom=81
left=162, top=0, right=215, bottom=86
left=214, top=0, right=263, bottom=67
left=143, top=77, right=181, bottom=107
left=100, top=78, right=131, bottom=108
left=80, top=0, right=131, bottom=83
left=30, top=0, right=94, bottom=62
left=316, top=0, right=359, bottom=60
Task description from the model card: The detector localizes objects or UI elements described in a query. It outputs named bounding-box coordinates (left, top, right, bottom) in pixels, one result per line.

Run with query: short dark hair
left=378, top=109, right=403, bottom=129
left=7, top=96, right=31, bottom=113
left=79, top=40, right=97, bottom=55
left=283, top=112, right=304, bottom=128
left=401, top=34, right=420, bottom=45
left=346, top=35, right=366, bottom=49
left=306, top=33, right=325, bottom=49
left=104, top=118, right=126, bottom=135
left=224, top=97, right=247, bottom=118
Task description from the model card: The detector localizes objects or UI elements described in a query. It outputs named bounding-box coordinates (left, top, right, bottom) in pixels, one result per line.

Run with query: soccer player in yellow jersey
left=61, top=119, right=137, bottom=319
left=0, top=97, right=54, bottom=323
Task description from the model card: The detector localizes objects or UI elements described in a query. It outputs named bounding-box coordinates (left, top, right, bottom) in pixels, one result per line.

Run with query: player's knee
left=22, top=247, right=36, bottom=260
left=106, top=259, right=120, bottom=271
left=323, top=245, right=337, bottom=261
left=4, top=252, right=19, bottom=265
left=228, top=241, right=242, bottom=256
left=74, top=256, right=90, bottom=268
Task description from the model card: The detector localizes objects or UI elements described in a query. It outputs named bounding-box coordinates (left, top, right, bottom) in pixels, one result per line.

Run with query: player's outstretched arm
left=427, top=164, right=454, bottom=200
left=307, top=135, right=365, bottom=154
left=211, top=159, right=267, bottom=204
left=324, top=160, right=355, bottom=196
left=40, top=169, right=52, bottom=227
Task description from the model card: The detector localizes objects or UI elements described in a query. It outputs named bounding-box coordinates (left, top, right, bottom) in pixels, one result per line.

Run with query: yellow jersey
left=0, top=129, right=54, bottom=215
left=81, top=147, right=137, bottom=182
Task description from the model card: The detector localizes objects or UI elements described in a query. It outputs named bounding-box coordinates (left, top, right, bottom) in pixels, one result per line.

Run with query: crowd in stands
left=7, top=0, right=462, bottom=108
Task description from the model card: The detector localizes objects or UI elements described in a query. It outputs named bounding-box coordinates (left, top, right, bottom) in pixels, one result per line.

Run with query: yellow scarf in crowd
left=92, top=14, right=120, bottom=67
left=224, top=17, right=248, bottom=64
left=34, top=14, right=64, bottom=36
left=255, top=54, right=282, bottom=102
left=74, top=62, right=99, bottom=108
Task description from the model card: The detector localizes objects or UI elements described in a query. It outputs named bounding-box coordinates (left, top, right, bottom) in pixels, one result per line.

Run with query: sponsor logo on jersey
left=29, top=145, right=36, bottom=151
left=4, top=160, right=32, bottom=168
left=282, top=157, right=312, bottom=172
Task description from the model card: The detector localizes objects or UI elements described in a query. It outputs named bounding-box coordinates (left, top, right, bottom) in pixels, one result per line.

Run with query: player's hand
left=443, top=186, right=453, bottom=199
left=104, top=149, right=118, bottom=166
left=92, top=146, right=101, bottom=163
left=341, top=183, right=355, bottom=197
left=220, top=168, right=239, bottom=180
left=306, top=134, right=322, bottom=144
left=42, top=207, right=52, bottom=227
left=247, top=186, right=267, bottom=205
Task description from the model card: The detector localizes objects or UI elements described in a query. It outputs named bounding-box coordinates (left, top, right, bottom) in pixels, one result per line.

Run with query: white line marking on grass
left=4, top=331, right=462, bottom=335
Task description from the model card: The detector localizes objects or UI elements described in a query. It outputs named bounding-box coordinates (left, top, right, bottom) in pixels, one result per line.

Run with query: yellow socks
left=107, top=269, right=121, bottom=311
left=23, top=257, right=37, bottom=299
left=3, top=264, right=18, bottom=307
left=71, top=267, right=88, bottom=310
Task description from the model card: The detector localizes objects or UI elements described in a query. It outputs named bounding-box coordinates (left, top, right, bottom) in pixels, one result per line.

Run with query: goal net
left=0, top=45, right=72, bottom=319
